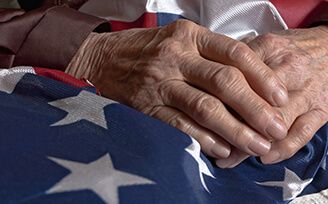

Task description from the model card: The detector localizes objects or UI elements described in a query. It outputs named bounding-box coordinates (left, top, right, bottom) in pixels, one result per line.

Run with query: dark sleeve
left=303, top=1, right=328, bottom=28
left=18, top=0, right=89, bottom=11
left=0, top=6, right=111, bottom=71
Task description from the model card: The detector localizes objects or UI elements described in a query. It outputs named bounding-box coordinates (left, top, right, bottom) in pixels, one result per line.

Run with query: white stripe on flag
left=0, top=66, right=35, bottom=94
left=290, top=188, right=328, bottom=204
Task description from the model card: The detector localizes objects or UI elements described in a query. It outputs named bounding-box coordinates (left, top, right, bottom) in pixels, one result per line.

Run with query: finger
left=261, top=109, right=327, bottom=164
left=160, top=80, right=271, bottom=156
left=247, top=41, right=313, bottom=91
left=268, top=60, right=311, bottom=91
left=215, top=148, right=250, bottom=168
left=195, top=29, right=288, bottom=107
left=245, top=33, right=290, bottom=63
left=275, top=91, right=311, bottom=129
left=240, top=35, right=256, bottom=44
left=180, top=56, right=287, bottom=141
left=148, top=105, right=231, bottom=159
left=245, top=33, right=303, bottom=89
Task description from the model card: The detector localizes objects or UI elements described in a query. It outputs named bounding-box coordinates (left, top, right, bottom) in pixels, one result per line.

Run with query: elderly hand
left=66, top=19, right=288, bottom=160
left=217, top=25, right=328, bottom=168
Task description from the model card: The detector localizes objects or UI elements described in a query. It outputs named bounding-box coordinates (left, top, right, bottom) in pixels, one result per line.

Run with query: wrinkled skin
left=216, top=25, right=328, bottom=168
left=66, top=19, right=288, bottom=161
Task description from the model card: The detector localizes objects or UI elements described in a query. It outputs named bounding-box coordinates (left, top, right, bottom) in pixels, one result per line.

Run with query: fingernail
left=261, top=150, right=281, bottom=164
left=216, top=157, right=237, bottom=169
left=266, top=117, right=287, bottom=140
left=211, top=143, right=230, bottom=158
left=272, top=86, right=288, bottom=106
left=248, top=136, right=271, bottom=156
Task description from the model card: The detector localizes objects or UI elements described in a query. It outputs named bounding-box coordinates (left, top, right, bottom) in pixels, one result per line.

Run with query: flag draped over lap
left=1, top=0, right=328, bottom=203
left=1, top=66, right=328, bottom=204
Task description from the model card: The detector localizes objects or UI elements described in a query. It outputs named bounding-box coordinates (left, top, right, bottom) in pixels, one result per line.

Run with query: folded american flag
left=1, top=66, right=328, bottom=203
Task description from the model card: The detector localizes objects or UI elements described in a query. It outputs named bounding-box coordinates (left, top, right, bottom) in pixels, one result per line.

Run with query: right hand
left=216, top=25, right=328, bottom=168
left=66, top=19, right=288, bottom=160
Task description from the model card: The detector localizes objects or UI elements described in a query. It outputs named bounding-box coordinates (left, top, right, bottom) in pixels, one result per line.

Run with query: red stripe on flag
left=110, top=12, right=157, bottom=31
left=270, top=0, right=325, bottom=28
left=33, top=67, right=95, bottom=89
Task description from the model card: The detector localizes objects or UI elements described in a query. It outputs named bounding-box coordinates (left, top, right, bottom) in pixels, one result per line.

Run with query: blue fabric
left=157, top=12, right=186, bottom=27
left=1, top=72, right=328, bottom=203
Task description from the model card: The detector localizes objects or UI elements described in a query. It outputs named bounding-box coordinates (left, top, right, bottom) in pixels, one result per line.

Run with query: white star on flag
left=49, top=90, right=117, bottom=129
left=185, top=138, right=215, bottom=193
left=0, top=67, right=35, bottom=94
left=256, top=167, right=313, bottom=200
left=47, top=154, right=155, bottom=204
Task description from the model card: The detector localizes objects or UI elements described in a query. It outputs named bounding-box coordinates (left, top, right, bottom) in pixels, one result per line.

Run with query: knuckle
left=168, top=112, right=192, bottom=133
left=241, top=36, right=255, bottom=44
left=248, top=103, right=273, bottom=125
left=278, top=109, right=292, bottom=128
left=157, top=81, right=180, bottom=104
left=255, top=33, right=285, bottom=48
left=191, top=96, right=223, bottom=124
left=174, top=19, right=196, bottom=29
left=226, top=41, right=252, bottom=62
left=131, top=63, right=165, bottom=86
left=258, top=33, right=279, bottom=43
left=157, top=38, right=184, bottom=56
left=248, top=33, right=285, bottom=61
left=294, top=122, right=315, bottom=141
left=282, top=51, right=312, bottom=67
left=280, top=136, right=306, bottom=160
left=231, top=126, right=253, bottom=148
left=280, top=123, right=315, bottom=160
left=168, top=19, right=198, bottom=37
left=280, top=143, right=297, bottom=160
left=147, top=20, right=198, bottom=57
left=211, top=66, right=245, bottom=94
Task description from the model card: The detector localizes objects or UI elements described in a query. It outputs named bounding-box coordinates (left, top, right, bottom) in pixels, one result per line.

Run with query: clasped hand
left=66, top=19, right=305, bottom=168
left=245, top=25, right=328, bottom=165
left=215, top=25, right=328, bottom=168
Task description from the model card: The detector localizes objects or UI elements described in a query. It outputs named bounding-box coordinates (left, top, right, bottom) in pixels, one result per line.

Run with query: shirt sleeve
left=0, top=6, right=111, bottom=71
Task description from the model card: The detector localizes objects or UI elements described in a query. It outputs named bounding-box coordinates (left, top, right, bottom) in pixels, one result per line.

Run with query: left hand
left=66, top=20, right=289, bottom=161
left=216, top=25, right=328, bottom=168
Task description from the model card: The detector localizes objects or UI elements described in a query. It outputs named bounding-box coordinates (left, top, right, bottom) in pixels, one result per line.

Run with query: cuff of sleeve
left=13, top=6, right=111, bottom=71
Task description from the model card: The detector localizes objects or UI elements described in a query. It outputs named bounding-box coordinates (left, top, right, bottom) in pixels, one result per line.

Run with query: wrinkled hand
left=66, top=19, right=288, bottom=160
left=217, top=25, right=328, bottom=168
